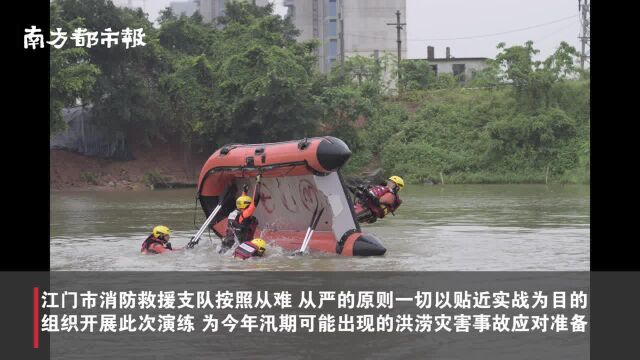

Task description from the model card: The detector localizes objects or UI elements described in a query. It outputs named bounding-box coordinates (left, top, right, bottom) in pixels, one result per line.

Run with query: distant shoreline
left=50, top=148, right=205, bottom=192
left=50, top=147, right=588, bottom=192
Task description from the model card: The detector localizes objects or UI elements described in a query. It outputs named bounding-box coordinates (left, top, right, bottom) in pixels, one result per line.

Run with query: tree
left=160, top=55, right=216, bottom=148
left=200, top=2, right=321, bottom=144
left=399, top=59, right=436, bottom=90
left=158, top=8, right=214, bottom=55
left=50, top=1, right=100, bottom=134
left=53, top=0, right=172, bottom=145
left=318, top=55, right=398, bottom=150
left=494, top=41, right=579, bottom=111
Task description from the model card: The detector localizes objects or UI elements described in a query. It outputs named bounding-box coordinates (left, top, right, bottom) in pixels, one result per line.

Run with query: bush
left=142, top=172, right=171, bottom=188
left=80, top=172, right=99, bottom=185
left=351, top=80, right=589, bottom=184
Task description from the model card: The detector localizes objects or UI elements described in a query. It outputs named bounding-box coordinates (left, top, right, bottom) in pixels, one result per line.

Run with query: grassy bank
left=343, top=82, right=590, bottom=185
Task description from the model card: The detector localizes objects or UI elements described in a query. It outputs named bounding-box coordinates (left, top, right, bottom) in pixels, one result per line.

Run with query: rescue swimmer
left=354, top=175, right=404, bottom=224
left=233, top=238, right=267, bottom=259
left=141, top=225, right=174, bottom=254
left=220, top=175, right=262, bottom=253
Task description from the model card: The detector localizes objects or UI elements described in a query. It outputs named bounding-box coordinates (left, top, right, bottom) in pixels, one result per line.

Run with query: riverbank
left=50, top=145, right=589, bottom=192
left=50, top=147, right=208, bottom=191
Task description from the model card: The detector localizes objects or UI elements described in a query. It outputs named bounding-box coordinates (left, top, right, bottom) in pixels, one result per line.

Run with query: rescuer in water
left=220, top=175, right=262, bottom=253
left=141, top=225, right=174, bottom=254
left=355, top=176, right=404, bottom=223
left=233, top=238, right=267, bottom=260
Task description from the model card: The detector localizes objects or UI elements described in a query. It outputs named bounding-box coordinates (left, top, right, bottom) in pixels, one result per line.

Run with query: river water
left=50, top=184, right=589, bottom=271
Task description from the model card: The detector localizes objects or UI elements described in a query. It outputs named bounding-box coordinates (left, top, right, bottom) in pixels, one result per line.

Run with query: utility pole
left=578, top=0, right=590, bottom=70
left=387, top=10, right=406, bottom=90
left=339, top=7, right=345, bottom=65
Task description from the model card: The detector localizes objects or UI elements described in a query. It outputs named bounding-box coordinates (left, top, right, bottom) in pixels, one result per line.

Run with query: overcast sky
left=135, top=0, right=583, bottom=60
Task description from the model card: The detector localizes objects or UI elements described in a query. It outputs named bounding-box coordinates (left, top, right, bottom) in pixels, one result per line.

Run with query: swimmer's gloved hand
left=363, top=189, right=381, bottom=206
left=354, top=185, right=368, bottom=201
left=165, top=242, right=172, bottom=250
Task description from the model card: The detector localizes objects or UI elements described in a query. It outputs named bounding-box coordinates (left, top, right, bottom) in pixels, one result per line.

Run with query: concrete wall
left=286, top=0, right=406, bottom=74
left=342, top=0, right=406, bottom=60
left=284, top=0, right=316, bottom=42
left=170, top=1, right=198, bottom=17
left=200, top=0, right=267, bottom=23
left=285, top=0, right=324, bottom=70
left=430, top=59, right=488, bottom=82
left=198, top=0, right=215, bottom=22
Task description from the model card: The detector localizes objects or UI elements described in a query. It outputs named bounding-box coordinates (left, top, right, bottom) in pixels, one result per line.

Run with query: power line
left=534, top=19, right=581, bottom=45
left=386, top=10, right=406, bottom=88
left=343, top=7, right=403, bottom=10
left=418, top=14, right=578, bottom=41
left=341, top=13, right=578, bottom=43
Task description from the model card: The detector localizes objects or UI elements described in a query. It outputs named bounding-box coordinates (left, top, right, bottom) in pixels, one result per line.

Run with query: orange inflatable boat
left=197, top=137, right=386, bottom=256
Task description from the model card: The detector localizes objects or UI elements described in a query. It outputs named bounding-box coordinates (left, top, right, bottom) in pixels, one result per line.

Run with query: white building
left=284, top=0, right=407, bottom=73
left=197, top=0, right=270, bottom=23
left=424, top=46, right=489, bottom=84
left=112, top=0, right=145, bottom=10
left=170, top=1, right=198, bottom=17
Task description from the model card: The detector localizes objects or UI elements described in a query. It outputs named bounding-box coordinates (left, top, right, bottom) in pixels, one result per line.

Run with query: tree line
left=50, top=0, right=589, bottom=183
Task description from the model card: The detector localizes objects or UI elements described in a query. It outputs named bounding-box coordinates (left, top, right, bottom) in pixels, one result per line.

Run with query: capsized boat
left=197, top=137, right=386, bottom=256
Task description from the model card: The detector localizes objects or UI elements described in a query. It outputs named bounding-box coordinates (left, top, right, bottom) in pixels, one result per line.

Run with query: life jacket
left=233, top=241, right=263, bottom=260
left=141, top=235, right=167, bottom=254
left=369, top=185, right=390, bottom=198
left=366, top=185, right=402, bottom=218
left=225, top=209, right=258, bottom=244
